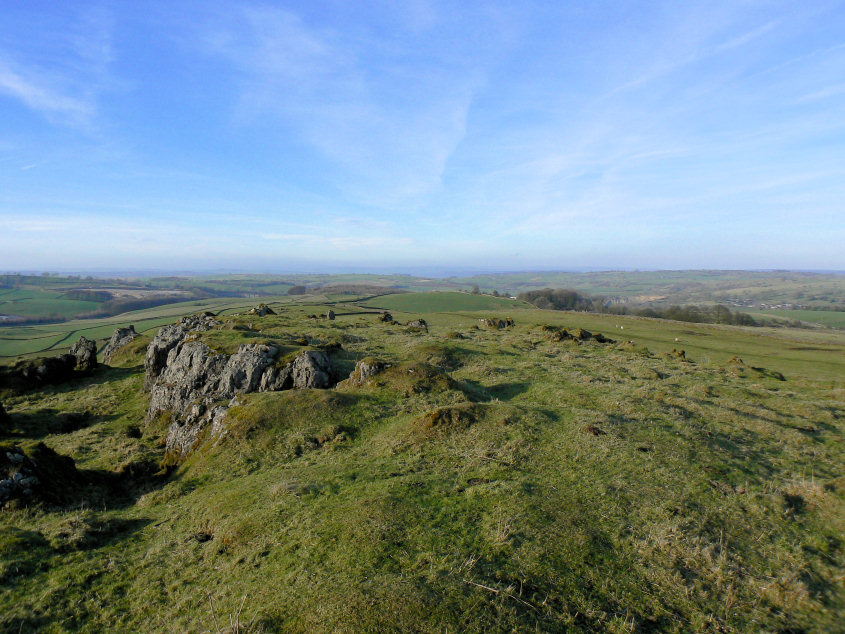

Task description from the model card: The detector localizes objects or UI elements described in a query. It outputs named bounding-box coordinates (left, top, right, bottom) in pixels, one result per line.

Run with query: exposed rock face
left=164, top=401, right=231, bottom=465
left=259, top=350, right=335, bottom=391
left=70, top=337, right=97, bottom=372
left=248, top=304, right=276, bottom=316
left=103, top=326, right=138, bottom=364
left=143, top=314, right=219, bottom=390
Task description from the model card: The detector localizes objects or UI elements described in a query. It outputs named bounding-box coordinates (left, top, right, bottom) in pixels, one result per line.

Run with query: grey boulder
left=103, top=326, right=138, bottom=364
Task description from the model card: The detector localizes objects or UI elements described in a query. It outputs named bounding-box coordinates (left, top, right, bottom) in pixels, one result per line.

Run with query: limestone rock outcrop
left=103, top=326, right=138, bottom=364
left=144, top=316, right=338, bottom=462
left=70, top=337, right=97, bottom=372
left=346, top=357, right=391, bottom=386
left=143, top=314, right=219, bottom=390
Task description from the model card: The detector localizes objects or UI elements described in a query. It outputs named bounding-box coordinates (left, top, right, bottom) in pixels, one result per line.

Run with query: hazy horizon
left=2, top=1, right=844, bottom=271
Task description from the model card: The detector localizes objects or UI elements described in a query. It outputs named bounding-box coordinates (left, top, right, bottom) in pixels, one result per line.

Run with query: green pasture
left=751, top=308, right=845, bottom=329
left=0, top=288, right=101, bottom=319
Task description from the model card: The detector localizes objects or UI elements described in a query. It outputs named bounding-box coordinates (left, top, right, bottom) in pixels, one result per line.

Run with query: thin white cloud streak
left=199, top=3, right=493, bottom=208
left=0, top=60, right=93, bottom=122
left=0, top=7, right=114, bottom=127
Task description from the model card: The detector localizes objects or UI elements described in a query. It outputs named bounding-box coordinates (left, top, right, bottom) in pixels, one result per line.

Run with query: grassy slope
left=1, top=299, right=843, bottom=632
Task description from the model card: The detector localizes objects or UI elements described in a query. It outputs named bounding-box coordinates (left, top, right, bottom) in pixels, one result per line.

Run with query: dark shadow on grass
left=487, top=381, right=532, bottom=401
left=2, top=408, right=117, bottom=439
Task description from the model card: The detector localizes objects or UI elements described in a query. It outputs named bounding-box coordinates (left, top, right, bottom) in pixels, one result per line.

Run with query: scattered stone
left=346, top=357, right=391, bottom=386
left=0, top=442, right=83, bottom=509
left=103, top=326, right=138, bottom=364
left=247, top=304, right=276, bottom=316
left=480, top=317, right=514, bottom=329
left=69, top=337, right=98, bottom=372
left=406, top=319, right=428, bottom=332
left=572, top=328, right=592, bottom=341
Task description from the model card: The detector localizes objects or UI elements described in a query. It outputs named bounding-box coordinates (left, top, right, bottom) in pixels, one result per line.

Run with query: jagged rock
left=248, top=304, right=276, bottom=316
left=103, top=326, right=138, bottom=364
left=406, top=319, right=428, bottom=332
left=346, top=357, right=391, bottom=386
left=572, top=328, right=592, bottom=341
left=593, top=332, right=615, bottom=344
left=143, top=314, right=219, bottom=390
left=147, top=342, right=230, bottom=420
left=326, top=310, right=336, bottom=320
left=147, top=342, right=281, bottom=421
left=70, top=337, right=97, bottom=372
left=164, top=403, right=230, bottom=465
left=259, top=350, right=335, bottom=391
left=377, top=312, right=393, bottom=323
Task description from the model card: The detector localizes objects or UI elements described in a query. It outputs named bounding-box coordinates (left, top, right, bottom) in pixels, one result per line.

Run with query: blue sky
left=1, top=1, right=843, bottom=272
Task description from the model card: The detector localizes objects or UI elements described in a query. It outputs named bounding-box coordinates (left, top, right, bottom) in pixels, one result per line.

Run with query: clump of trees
left=520, top=287, right=763, bottom=326
left=287, top=285, right=307, bottom=295
left=518, top=288, right=595, bottom=311
left=635, top=304, right=758, bottom=326
left=62, top=290, right=113, bottom=302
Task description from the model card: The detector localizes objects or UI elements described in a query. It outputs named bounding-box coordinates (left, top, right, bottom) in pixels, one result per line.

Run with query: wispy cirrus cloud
left=0, top=6, right=114, bottom=127
left=197, top=3, right=501, bottom=208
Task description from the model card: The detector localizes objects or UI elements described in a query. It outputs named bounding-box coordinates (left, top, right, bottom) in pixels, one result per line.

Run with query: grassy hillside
left=0, top=288, right=101, bottom=319
left=1, top=298, right=842, bottom=632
